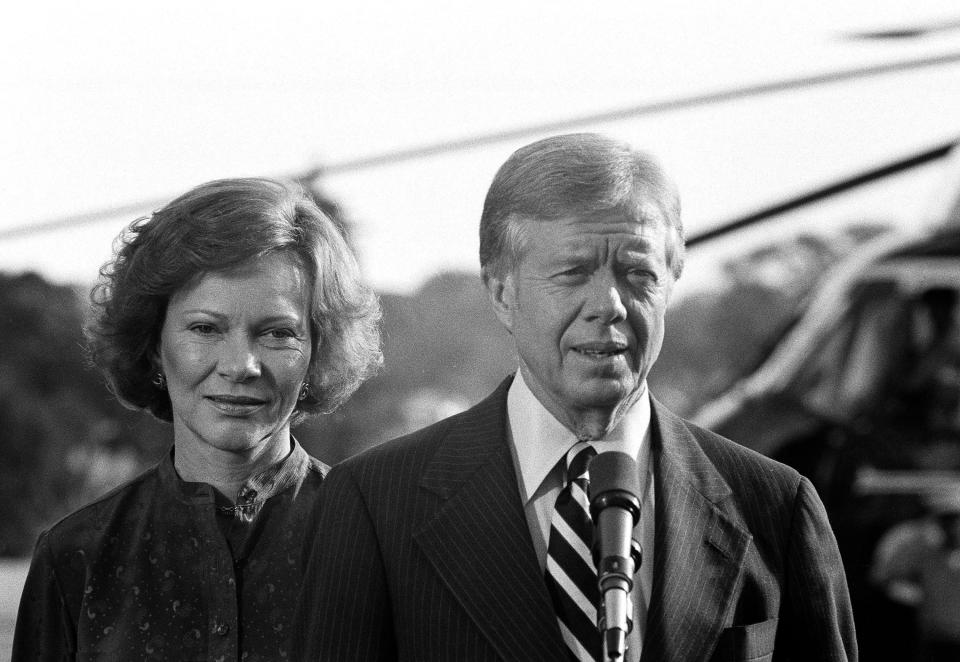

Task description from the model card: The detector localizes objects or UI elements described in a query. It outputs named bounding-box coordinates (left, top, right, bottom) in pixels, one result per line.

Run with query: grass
left=0, top=559, right=30, bottom=662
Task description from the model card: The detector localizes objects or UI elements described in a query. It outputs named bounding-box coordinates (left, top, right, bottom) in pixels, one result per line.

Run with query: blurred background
left=3, top=1, right=960, bottom=659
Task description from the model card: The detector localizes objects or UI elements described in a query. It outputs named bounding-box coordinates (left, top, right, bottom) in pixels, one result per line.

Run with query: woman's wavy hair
left=86, top=177, right=382, bottom=424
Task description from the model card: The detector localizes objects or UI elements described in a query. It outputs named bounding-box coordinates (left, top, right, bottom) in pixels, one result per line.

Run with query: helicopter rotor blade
left=687, top=140, right=958, bottom=246
left=843, top=18, right=960, bottom=40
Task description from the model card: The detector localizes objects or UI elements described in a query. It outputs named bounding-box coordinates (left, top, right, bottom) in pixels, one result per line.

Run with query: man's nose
left=583, top=275, right=628, bottom=324
left=218, top=336, right=262, bottom=381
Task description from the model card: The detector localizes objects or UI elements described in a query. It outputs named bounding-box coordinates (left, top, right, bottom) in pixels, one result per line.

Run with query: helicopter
left=693, top=139, right=960, bottom=658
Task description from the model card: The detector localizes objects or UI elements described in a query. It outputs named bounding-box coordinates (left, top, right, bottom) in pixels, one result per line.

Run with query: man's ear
left=484, top=269, right=517, bottom=334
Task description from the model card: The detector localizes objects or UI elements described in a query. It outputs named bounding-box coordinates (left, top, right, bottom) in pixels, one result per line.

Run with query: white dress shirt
left=506, top=370, right=655, bottom=660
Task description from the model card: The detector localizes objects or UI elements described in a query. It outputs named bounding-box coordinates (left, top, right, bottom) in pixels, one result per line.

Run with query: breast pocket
left=711, top=617, right=778, bottom=662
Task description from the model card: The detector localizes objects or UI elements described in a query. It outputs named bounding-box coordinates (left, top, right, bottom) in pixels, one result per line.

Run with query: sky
left=2, top=1, right=960, bottom=297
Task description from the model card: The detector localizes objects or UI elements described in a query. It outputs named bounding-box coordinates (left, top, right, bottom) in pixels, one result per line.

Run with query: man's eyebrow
left=547, top=249, right=596, bottom=266
left=618, top=245, right=663, bottom=260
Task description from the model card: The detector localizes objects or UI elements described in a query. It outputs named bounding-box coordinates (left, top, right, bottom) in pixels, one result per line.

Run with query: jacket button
left=215, top=623, right=230, bottom=636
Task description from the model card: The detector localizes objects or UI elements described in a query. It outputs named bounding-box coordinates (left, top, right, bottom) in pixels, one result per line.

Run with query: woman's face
left=157, top=252, right=313, bottom=461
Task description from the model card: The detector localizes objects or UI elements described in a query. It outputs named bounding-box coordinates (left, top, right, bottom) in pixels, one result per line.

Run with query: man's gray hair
left=479, top=133, right=684, bottom=281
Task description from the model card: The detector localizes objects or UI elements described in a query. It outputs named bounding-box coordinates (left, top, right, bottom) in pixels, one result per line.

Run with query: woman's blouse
left=12, top=440, right=327, bottom=661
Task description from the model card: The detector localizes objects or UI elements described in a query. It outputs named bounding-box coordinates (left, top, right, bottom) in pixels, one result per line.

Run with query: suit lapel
left=413, top=379, right=568, bottom=661
left=641, top=400, right=752, bottom=662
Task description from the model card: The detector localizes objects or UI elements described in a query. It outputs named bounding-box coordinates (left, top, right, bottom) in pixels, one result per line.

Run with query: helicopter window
left=893, top=287, right=960, bottom=431
left=786, top=281, right=960, bottom=431
left=787, top=279, right=910, bottom=417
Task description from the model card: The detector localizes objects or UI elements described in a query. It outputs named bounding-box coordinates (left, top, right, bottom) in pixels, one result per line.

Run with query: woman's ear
left=150, top=342, right=163, bottom=374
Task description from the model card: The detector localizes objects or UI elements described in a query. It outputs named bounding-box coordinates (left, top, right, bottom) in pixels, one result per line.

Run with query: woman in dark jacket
left=13, top=177, right=381, bottom=661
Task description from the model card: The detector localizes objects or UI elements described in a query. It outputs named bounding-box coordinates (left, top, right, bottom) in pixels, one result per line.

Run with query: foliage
left=0, top=273, right=168, bottom=556
left=651, top=223, right=891, bottom=416
left=298, top=272, right=516, bottom=464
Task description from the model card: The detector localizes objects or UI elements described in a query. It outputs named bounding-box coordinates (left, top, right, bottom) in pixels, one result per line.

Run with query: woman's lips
left=205, top=395, right=268, bottom=414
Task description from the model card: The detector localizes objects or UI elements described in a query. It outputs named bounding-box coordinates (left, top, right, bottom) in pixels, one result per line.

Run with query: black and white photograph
left=3, top=2, right=960, bottom=660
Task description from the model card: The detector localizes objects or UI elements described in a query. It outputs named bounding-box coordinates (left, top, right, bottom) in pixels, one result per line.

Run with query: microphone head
left=590, top=451, right=641, bottom=497
left=589, top=451, right=642, bottom=519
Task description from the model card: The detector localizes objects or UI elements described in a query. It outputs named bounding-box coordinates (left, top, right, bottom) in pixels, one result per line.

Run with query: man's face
left=488, top=207, right=677, bottom=436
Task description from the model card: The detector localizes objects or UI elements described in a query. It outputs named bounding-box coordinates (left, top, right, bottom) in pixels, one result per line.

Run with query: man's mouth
left=572, top=343, right=629, bottom=358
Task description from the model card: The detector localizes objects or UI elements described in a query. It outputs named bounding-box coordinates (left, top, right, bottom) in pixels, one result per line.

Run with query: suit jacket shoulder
left=646, top=398, right=857, bottom=661
left=335, top=379, right=512, bottom=497
left=298, top=378, right=571, bottom=661
left=658, top=398, right=799, bottom=475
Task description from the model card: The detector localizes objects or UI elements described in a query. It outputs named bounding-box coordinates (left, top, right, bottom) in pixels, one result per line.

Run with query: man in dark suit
left=294, top=133, right=857, bottom=661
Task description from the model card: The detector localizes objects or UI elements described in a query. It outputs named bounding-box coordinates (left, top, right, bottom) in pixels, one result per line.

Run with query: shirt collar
left=507, top=370, right=651, bottom=504
left=240, top=436, right=311, bottom=502
left=160, top=436, right=312, bottom=505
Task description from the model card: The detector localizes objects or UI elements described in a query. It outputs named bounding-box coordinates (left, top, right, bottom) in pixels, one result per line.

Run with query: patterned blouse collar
left=159, top=437, right=312, bottom=510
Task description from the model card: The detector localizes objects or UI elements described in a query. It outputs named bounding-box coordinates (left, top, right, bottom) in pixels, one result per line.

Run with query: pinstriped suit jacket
left=294, top=378, right=857, bottom=661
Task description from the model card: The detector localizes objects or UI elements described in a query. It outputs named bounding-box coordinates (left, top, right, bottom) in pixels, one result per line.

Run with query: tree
left=0, top=273, right=168, bottom=555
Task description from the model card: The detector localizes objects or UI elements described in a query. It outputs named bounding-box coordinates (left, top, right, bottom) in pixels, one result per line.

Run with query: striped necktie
left=545, top=442, right=600, bottom=661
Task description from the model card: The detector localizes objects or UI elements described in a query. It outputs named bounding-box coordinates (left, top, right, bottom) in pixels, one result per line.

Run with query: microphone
left=589, top=451, right=643, bottom=661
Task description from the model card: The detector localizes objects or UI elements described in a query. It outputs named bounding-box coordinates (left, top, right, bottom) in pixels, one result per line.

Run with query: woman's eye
left=190, top=324, right=217, bottom=335
left=267, top=328, right=297, bottom=340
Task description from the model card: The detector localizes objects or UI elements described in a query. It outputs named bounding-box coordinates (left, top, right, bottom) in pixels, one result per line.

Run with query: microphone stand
left=592, top=482, right=642, bottom=660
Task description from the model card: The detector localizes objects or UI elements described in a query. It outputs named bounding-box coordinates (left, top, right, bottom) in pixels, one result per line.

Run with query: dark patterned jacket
left=14, top=441, right=327, bottom=661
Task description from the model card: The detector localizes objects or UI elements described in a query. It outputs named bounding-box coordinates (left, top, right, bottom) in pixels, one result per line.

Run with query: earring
left=152, top=371, right=167, bottom=390
left=298, top=382, right=310, bottom=401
